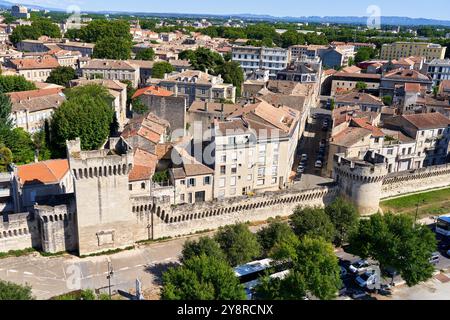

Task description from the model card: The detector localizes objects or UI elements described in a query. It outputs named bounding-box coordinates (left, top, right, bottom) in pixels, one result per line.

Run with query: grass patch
left=0, top=248, right=37, bottom=259
left=381, top=187, right=450, bottom=219
left=79, top=246, right=135, bottom=258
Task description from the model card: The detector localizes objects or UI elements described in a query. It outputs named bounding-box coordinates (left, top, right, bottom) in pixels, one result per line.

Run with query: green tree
left=179, top=47, right=224, bottom=73
left=280, top=30, right=305, bottom=48
left=10, top=25, right=40, bottom=45
left=93, top=36, right=131, bottom=60
left=0, top=93, right=13, bottom=129
left=181, top=237, right=226, bottom=263
left=152, top=61, right=175, bottom=79
left=216, top=61, right=244, bottom=97
left=161, top=254, right=246, bottom=300
left=215, top=223, right=262, bottom=266
left=264, top=237, right=342, bottom=300
left=0, top=143, right=12, bottom=172
left=0, top=75, right=36, bottom=93
left=46, top=66, right=77, bottom=86
left=349, top=213, right=437, bottom=287
left=135, top=48, right=155, bottom=61
left=382, top=95, right=393, bottom=106
left=0, top=280, right=34, bottom=300
left=2, top=128, right=36, bottom=165
left=354, top=47, right=376, bottom=64
left=79, top=19, right=131, bottom=43
left=355, top=81, right=368, bottom=92
left=290, top=207, right=335, bottom=242
left=50, top=85, right=114, bottom=151
left=257, top=218, right=298, bottom=256
left=325, top=197, right=359, bottom=246
left=32, top=19, right=61, bottom=38
left=255, top=271, right=307, bottom=300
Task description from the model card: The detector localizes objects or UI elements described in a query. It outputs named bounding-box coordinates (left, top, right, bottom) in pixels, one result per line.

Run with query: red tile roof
left=17, top=159, right=69, bottom=186
left=132, top=86, right=173, bottom=99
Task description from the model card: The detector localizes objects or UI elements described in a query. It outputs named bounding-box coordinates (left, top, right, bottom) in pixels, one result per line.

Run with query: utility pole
left=414, top=199, right=425, bottom=228
left=107, top=261, right=114, bottom=298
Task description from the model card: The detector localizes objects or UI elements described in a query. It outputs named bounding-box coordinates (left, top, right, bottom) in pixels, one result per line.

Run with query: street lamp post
left=107, top=261, right=114, bottom=298
left=414, top=199, right=425, bottom=228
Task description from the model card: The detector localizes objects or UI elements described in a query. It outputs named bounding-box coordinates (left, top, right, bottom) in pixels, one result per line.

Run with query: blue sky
left=17, top=0, right=450, bottom=20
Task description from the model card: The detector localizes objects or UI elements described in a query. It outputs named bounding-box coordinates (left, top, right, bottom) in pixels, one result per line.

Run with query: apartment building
left=289, top=45, right=327, bottom=62
left=81, top=59, right=140, bottom=87
left=8, top=56, right=60, bottom=82
left=8, top=88, right=66, bottom=133
left=232, top=45, right=289, bottom=79
left=170, top=145, right=214, bottom=205
left=330, top=72, right=381, bottom=96
left=384, top=113, right=450, bottom=167
left=57, top=41, right=95, bottom=57
left=334, top=92, right=384, bottom=113
left=150, top=70, right=236, bottom=105
left=276, top=56, right=322, bottom=84
left=380, top=68, right=433, bottom=97
left=211, top=100, right=301, bottom=199
left=380, top=42, right=447, bottom=61
left=320, top=46, right=355, bottom=69
left=427, top=59, right=450, bottom=86
left=11, top=5, right=30, bottom=19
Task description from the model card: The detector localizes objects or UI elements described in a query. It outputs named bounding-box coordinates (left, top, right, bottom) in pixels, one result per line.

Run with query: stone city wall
left=381, top=163, right=450, bottom=199
left=132, top=185, right=338, bottom=240
left=0, top=212, right=39, bottom=253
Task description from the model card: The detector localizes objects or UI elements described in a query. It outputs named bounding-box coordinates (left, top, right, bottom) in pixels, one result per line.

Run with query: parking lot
left=335, top=226, right=450, bottom=300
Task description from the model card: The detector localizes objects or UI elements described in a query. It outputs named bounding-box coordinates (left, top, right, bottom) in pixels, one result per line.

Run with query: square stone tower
left=67, top=138, right=135, bottom=255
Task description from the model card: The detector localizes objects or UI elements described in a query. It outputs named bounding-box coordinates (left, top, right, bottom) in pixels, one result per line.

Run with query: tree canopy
left=260, top=236, right=342, bottom=300
left=215, top=223, right=262, bottom=266
left=46, top=66, right=77, bottom=87
left=161, top=254, right=246, bottom=300
left=135, top=48, right=155, bottom=61
left=216, top=61, right=244, bottom=97
left=354, top=47, right=377, bottom=64
left=0, top=75, right=36, bottom=93
left=181, top=236, right=226, bottom=263
left=179, top=47, right=224, bottom=73
left=290, top=207, right=335, bottom=242
left=152, top=61, right=175, bottom=79
left=325, top=197, right=359, bottom=246
left=50, top=85, right=115, bottom=151
left=10, top=19, right=61, bottom=45
left=257, top=218, right=298, bottom=256
left=93, top=36, right=132, bottom=60
left=0, top=280, right=34, bottom=300
left=349, top=213, right=437, bottom=286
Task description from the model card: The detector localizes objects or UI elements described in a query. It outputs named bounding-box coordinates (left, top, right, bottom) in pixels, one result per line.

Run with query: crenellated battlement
left=67, top=138, right=134, bottom=180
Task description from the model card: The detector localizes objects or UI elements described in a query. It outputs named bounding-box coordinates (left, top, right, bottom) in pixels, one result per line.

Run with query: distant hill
left=3, top=0, right=450, bottom=27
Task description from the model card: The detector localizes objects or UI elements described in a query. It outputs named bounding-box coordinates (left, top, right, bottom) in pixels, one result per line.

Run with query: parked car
left=356, top=271, right=378, bottom=288
left=297, top=166, right=305, bottom=174
left=349, top=260, right=370, bottom=274
left=349, top=288, right=368, bottom=299
left=340, top=266, right=348, bottom=278
left=319, top=139, right=327, bottom=148
left=429, top=252, right=440, bottom=265
left=301, top=154, right=308, bottom=162
left=315, top=160, right=323, bottom=168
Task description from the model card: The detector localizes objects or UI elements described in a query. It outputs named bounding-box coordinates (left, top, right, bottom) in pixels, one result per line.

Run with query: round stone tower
left=333, top=152, right=388, bottom=215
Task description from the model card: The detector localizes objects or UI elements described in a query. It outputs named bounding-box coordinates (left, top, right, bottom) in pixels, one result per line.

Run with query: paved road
left=0, top=225, right=267, bottom=300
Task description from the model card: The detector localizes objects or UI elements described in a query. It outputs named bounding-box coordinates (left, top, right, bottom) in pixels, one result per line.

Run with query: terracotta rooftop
left=121, top=113, right=170, bottom=145
left=10, top=56, right=60, bottom=70
left=132, top=86, right=173, bottom=99
left=401, top=113, right=450, bottom=130
left=8, top=88, right=66, bottom=113
left=188, top=101, right=241, bottom=115
left=383, top=68, right=431, bottom=82
left=82, top=59, right=137, bottom=70
left=128, top=148, right=157, bottom=182
left=17, top=159, right=69, bottom=186
left=335, top=92, right=383, bottom=106
left=331, top=127, right=372, bottom=147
